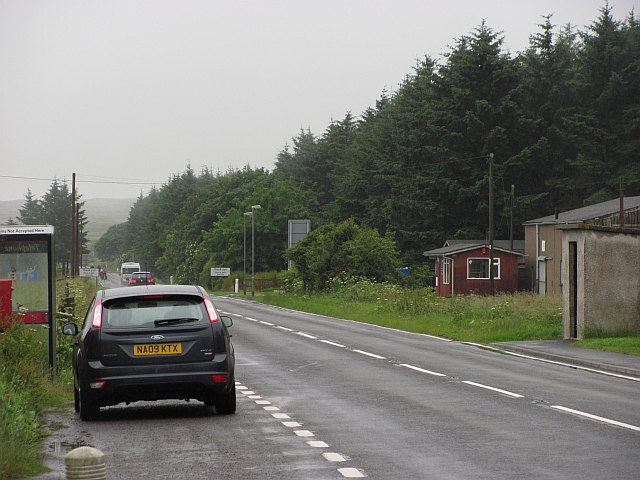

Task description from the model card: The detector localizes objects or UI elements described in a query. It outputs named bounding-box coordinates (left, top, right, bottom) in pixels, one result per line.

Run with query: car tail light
left=211, top=374, right=228, bottom=383
left=89, top=380, right=107, bottom=389
left=203, top=297, right=219, bottom=323
left=130, top=279, right=137, bottom=284
left=92, top=300, right=103, bottom=328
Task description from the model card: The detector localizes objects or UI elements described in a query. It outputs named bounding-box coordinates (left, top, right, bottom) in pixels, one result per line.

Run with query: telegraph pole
left=489, top=154, right=495, bottom=296
left=509, top=184, right=514, bottom=251
left=71, top=173, right=77, bottom=277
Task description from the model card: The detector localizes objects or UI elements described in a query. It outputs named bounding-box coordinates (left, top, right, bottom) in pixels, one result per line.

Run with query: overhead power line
left=0, top=174, right=161, bottom=186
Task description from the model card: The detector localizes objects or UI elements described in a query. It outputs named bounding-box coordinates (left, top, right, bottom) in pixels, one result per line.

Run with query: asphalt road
left=36, top=294, right=640, bottom=479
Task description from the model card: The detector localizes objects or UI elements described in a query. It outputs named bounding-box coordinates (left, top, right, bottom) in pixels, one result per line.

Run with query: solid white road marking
left=400, top=363, right=447, bottom=377
left=323, top=452, right=347, bottom=462
left=296, top=332, right=317, bottom=339
left=308, top=441, right=330, bottom=448
left=294, top=430, right=314, bottom=437
left=462, top=381, right=524, bottom=398
left=550, top=405, right=640, bottom=432
left=338, top=467, right=366, bottom=478
left=320, top=340, right=346, bottom=348
left=353, top=349, right=386, bottom=359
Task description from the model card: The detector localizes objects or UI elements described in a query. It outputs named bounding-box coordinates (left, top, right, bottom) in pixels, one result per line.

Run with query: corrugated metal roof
left=523, top=196, right=640, bottom=225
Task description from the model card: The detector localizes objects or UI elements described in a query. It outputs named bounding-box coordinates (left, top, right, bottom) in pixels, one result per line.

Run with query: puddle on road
left=48, top=440, right=89, bottom=455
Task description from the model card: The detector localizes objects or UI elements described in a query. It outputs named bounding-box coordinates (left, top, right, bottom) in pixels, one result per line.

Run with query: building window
left=467, top=258, right=500, bottom=279
left=443, top=258, right=451, bottom=284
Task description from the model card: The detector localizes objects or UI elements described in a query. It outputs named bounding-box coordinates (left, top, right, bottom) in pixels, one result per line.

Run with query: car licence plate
left=133, top=343, right=182, bottom=356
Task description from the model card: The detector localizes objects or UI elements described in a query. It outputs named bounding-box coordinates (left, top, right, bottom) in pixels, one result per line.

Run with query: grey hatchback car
left=62, top=285, right=235, bottom=420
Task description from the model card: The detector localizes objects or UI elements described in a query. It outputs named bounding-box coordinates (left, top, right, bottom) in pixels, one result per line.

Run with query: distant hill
left=83, top=198, right=135, bottom=245
left=0, top=198, right=134, bottom=246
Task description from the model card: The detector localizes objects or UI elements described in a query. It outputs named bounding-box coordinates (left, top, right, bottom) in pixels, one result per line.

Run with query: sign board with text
left=210, top=268, right=231, bottom=277
left=79, top=268, right=99, bottom=278
left=0, top=225, right=56, bottom=370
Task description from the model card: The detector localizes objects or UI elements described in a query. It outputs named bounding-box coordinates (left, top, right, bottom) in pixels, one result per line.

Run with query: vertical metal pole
left=251, top=211, right=255, bottom=297
left=243, top=214, right=247, bottom=296
left=509, top=184, right=514, bottom=251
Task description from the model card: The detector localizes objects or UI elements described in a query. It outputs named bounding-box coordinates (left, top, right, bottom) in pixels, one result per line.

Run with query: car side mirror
left=220, top=315, right=233, bottom=328
left=62, top=323, right=79, bottom=336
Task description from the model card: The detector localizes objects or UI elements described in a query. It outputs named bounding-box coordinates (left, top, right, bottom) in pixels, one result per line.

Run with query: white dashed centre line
left=294, top=430, right=315, bottom=437
left=232, top=313, right=243, bottom=317
left=353, top=349, right=386, bottom=359
left=245, top=317, right=258, bottom=322
left=550, top=405, right=640, bottom=432
left=462, top=381, right=524, bottom=398
left=296, top=332, right=317, bottom=339
left=240, top=390, right=255, bottom=395
left=259, top=321, right=275, bottom=326
left=275, top=326, right=294, bottom=331
left=255, top=400, right=271, bottom=405
left=320, top=340, right=346, bottom=348
left=400, top=363, right=447, bottom=377
left=263, top=406, right=279, bottom=411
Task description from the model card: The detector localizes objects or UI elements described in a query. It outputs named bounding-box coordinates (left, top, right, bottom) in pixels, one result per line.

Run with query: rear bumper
left=81, top=353, right=233, bottom=407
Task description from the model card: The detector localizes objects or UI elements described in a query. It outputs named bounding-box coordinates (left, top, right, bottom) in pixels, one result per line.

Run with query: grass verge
left=257, top=283, right=564, bottom=344
left=256, top=279, right=639, bottom=355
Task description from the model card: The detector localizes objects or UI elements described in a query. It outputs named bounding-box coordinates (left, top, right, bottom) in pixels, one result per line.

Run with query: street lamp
left=250, top=205, right=261, bottom=297
left=243, top=212, right=250, bottom=296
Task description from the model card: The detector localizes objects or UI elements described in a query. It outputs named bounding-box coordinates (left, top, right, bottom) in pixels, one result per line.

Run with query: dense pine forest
left=87, top=6, right=639, bottom=283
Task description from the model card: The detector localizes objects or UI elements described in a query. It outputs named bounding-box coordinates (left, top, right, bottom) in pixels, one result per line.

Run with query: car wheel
left=73, top=384, right=80, bottom=413
left=214, top=385, right=236, bottom=415
left=79, top=383, right=99, bottom=421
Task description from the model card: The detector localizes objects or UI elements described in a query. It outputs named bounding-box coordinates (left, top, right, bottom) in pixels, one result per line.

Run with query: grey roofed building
left=523, top=195, right=640, bottom=297
left=523, top=196, right=640, bottom=226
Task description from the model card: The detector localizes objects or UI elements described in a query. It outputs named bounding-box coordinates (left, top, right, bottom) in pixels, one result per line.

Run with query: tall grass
left=259, top=277, right=564, bottom=343
left=0, top=277, right=95, bottom=480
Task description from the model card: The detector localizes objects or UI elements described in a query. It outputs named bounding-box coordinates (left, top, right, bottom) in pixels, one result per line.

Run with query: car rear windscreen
left=103, top=295, right=207, bottom=328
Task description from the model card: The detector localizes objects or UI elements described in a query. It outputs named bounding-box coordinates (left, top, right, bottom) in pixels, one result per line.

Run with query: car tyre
left=79, top=383, right=99, bottom=421
left=214, top=385, right=236, bottom=415
left=73, top=384, right=80, bottom=413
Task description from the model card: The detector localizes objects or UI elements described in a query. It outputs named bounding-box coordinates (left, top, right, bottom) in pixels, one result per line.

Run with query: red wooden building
left=424, top=241, right=524, bottom=296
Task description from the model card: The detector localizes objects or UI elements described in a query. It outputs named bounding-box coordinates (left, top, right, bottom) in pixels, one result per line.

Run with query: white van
left=120, top=262, right=141, bottom=285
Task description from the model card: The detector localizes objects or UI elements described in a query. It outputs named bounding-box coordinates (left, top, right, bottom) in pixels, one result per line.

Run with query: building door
left=568, top=242, right=578, bottom=339
left=537, top=257, right=547, bottom=296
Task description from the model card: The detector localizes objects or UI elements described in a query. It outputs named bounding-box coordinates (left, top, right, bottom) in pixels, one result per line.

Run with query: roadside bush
left=287, top=219, right=400, bottom=290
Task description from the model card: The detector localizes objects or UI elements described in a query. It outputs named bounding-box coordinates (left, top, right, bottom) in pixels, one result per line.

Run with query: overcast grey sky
left=1, top=0, right=636, bottom=201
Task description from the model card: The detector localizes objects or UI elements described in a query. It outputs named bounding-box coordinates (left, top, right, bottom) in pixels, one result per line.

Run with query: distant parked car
left=128, top=271, right=155, bottom=286
left=62, top=285, right=235, bottom=420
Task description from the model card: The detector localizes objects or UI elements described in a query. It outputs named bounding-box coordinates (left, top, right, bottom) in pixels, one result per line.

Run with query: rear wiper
left=154, top=317, right=199, bottom=326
